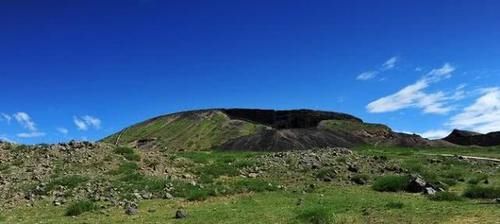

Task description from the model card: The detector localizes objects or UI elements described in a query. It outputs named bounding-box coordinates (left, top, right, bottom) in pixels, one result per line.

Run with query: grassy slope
left=4, top=185, right=499, bottom=224
left=2, top=146, right=500, bottom=224
left=103, top=111, right=263, bottom=151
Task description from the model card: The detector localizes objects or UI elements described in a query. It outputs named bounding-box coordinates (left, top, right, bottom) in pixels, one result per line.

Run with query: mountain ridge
left=102, top=108, right=453, bottom=151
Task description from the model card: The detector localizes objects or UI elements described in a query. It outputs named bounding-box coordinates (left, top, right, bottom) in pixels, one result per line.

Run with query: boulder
left=175, top=209, right=187, bottom=219
left=407, top=175, right=426, bottom=193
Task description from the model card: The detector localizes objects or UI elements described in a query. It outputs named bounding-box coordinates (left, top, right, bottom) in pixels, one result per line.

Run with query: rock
left=175, top=209, right=187, bottom=219
left=296, top=198, right=304, bottom=206
left=495, top=198, right=500, bottom=204
left=125, top=206, right=138, bottom=215
left=133, top=192, right=142, bottom=200
left=248, top=173, right=258, bottom=178
left=407, top=175, right=426, bottom=193
left=347, top=164, right=359, bottom=173
left=423, top=187, right=437, bottom=195
left=164, top=192, right=174, bottom=200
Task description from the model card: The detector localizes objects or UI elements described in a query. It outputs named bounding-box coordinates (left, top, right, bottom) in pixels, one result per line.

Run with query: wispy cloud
left=17, top=132, right=46, bottom=138
left=357, top=56, right=399, bottom=81
left=0, top=135, right=15, bottom=143
left=74, top=115, right=101, bottom=131
left=382, top=57, right=398, bottom=70
left=57, top=127, right=69, bottom=135
left=0, top=113, right=12, bottom=124
left=13, top=112, right=37, bottom=131
left=447, top=87, right=500, bottom=133
left=356, top=71, right=379, bottom=81
left=367, top=63, right=457, bottom=114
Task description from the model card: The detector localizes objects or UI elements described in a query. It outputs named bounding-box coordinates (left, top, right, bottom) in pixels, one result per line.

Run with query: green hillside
left=103, top=110, right=264, bottom=151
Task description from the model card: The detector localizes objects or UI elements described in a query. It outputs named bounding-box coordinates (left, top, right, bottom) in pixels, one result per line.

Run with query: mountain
left=443, top=129, right=500, bottom=146
left=102, top=108, right=450, bottom=151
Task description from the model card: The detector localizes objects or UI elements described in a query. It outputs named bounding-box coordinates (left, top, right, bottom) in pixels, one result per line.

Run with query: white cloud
left=1, top=113, right=12, bottom=124
left=74, top=115, right=101, bottom=131
left=57, top=127, right=69, bottom=135
left=448, top=87, right=500, bottom=133
left=356, top=71, right=378, bottom=80
left=13, top=112, right=37, bottom=131
left=382, top=57, right=398, bottom=70
left=0, top=135, right=15, bottom=143
left=420, top=129, right=451, bottom=139
left=367, top=63, right=456, bottom=114
left=17, top=132, right=46, bottom=138
left=356, top=56, right=399, bottom=81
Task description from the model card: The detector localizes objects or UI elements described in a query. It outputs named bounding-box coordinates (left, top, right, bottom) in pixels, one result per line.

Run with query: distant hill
left=443, top=129, right=500, bottom=146
left=102, top=108, right=451, bottom=151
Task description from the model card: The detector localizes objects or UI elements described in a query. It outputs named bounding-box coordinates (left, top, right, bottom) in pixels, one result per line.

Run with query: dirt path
left=427, top=153, right=500, bottom=163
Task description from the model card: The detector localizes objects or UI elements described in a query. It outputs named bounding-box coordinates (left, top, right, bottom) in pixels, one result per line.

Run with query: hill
left=102, top=108, right=451, bottom=151
left=443, top=129, right=500, bottom=146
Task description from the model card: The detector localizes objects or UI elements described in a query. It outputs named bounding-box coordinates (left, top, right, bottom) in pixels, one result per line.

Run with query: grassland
left=1, top=146, right=499, bottom=224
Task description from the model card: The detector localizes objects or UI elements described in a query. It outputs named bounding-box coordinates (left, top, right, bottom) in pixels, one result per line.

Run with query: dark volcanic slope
left=443, top=129, right=500, bottom=146
left=221, top=109, right=362, bottom=129
left=103, top=108, right=448, bottom=151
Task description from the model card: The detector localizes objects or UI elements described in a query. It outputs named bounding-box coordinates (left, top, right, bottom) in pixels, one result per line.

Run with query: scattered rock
left=423, top=187, right=437, bottom=195
left=125, top=206, right=138, bottom=215
left=407, top=175, right=427, bottom=193
left=175, top=209, right=187, bottom=219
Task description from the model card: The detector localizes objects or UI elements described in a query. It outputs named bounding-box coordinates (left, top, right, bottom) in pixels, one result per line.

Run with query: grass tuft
left=463, top=186, right=500, bottom=199
left=296, top=205, right=334, bottom=224
left=386, top=201, right=404, bottom=209
left=428, top=191, right=463, bottom=201
left=113, top=147, right=141, bottom=161
left=372, top=175, right=409, bottom=192
left=65, top=200, right=98, bottom=216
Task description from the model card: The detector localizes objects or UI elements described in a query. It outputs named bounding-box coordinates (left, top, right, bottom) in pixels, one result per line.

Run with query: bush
left=372, top=175, right=409, bottom=192
left=113, top=147, right=140, bottom=161
left=463, top=186, right=500, bottom=199
left=46, top=175, right=89, bottom=192
left=428, top=192, right=463, bottom=201
left=351, top=174, right=370, bottom=185
left=386, top=202, right=404, bottom=209
left=467, top=174, right=489, bottom=185
left=296, top=206, right=334, bottom=224
left=65, top=200, right=98, bottom=216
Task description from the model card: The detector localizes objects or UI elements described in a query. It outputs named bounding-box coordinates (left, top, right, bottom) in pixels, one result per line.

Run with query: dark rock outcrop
left=443, top=129, right=500, bottom=146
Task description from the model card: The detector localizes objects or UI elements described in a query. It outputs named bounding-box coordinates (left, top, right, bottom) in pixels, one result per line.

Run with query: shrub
left=315, top=168, right=337, bottom=181
left=372, top=175, right=409, bottom=192
left=113, top=147, right=141, bottom=161
left=386, top=202, right=404, bottom=209
left=467, top=174, right=489, bottom=185
left=428, top=192, right=463, bottom=201
left=296, top=206, right=334, bottom=224
left=351, top=174, right=370, bottom=185
left=463, top=186, right=500, bottom=199
left=65, top=200, right=98, bottom=216
left=46, top=175, right=89, bottom=192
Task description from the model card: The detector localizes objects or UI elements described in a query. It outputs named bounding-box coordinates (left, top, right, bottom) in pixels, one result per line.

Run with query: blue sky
left=2, top=0, right=500, bottom=144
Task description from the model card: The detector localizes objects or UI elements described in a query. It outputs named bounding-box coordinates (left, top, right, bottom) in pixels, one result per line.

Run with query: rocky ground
left=0, top=140, right=406, bottom=214
left=1, top=140, right=499, bottom=223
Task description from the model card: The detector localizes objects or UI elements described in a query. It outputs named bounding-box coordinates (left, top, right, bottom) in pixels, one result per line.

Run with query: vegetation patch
left=467, top=174, right=489, bottom=185
left=372, top=175, right=409, bottom=192
left=428, top=191, right=463, bottom=201
left=45, top=175, right=89, bottom=193
left=385, top=201, right=404, bottom=209
left=113, top=146, right=141, bottom=161
left=463, top=186, right=500, bottom=199
left=295, top=205, right=335, bottom=224
left=65, top=200, right=99, bottom=216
